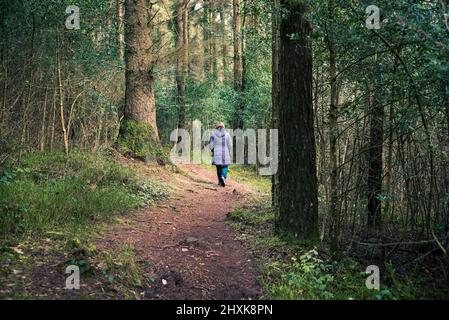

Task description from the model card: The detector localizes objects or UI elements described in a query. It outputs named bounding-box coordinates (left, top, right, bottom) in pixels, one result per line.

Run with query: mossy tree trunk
left=119, top=0, right=164, bottom=164
left=277, top=1, right=318, bottom=240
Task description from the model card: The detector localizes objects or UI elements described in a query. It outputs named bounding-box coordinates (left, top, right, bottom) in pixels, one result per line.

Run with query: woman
left=209, top=122, right=232, bottom=187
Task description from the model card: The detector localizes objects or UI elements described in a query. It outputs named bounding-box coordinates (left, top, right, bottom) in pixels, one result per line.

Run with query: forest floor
left=96, top=162, right=262, bottom=299
left=0, top=158, right=265, bottom=299
left=2, top=154, right=446, bottom=300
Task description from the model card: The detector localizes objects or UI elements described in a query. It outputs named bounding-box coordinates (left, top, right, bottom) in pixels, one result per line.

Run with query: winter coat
left=209, top=128, right=232, bottom=166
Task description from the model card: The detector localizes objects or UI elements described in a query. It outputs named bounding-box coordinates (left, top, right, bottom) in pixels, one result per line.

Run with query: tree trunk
left=220, top=0, right=228, bottom=81
left=39, top=87, right=49, bottom=152
left=119, top=0, right=162, bottom=162
left=210, top=0, right=219, bottom=80
left=117, top=0, right=125, bottom=63
left=50, top=89, right=56, bottom=151
left=271, top=0, right=280, bottom=212
left=183, top=1, right=190, bottom=79
left=328, top=38, right=340, bottom=250
left=56, top=35, right=69, bottom=155
left=278, top=1, right=318, bottom=240
left=203, top=1, right=211, bottom=76
left=367, top=82, right=384, bottom=229
left=232, top=0, right=243, bottom=129
left=176, top=0, right=186, bottom=139
left=445, top=82, right=449, bottom=139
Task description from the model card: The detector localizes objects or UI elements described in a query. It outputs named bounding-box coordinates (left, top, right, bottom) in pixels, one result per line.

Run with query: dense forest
left=1, top=0, right=449, bottom=300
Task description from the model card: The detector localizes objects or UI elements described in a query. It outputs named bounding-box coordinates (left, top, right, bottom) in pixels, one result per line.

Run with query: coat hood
left=214, top=127, right=226, bottom=138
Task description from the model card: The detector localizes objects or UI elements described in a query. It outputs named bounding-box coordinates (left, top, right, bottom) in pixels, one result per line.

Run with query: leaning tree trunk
left=118, top=0, right=163, bottom=163
left=278, top=1, right=318, bottom=240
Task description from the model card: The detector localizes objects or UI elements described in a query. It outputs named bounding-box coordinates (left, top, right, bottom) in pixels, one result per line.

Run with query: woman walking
left=209, top=122, right=232, bottom=187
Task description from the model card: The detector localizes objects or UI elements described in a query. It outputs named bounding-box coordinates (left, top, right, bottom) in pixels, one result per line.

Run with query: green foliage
left=262, top=250, right=335, bottom=300
left=228, top=165, right=272, bottom=194
left=100, top=244, right=144, bottom=291
left=228, top=208, right=273, bottom=226
left=228, top=197, right=420, bottom=300
left=156, top=78, right=238, bottom=144
left=128, top=180, right=171, bottom=207
left=0, top=151, right=169, bottom=240
left=1, top=0, right=124, bottom=150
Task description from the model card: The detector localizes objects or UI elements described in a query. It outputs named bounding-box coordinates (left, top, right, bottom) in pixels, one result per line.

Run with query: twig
left=357, top=238, right=447, bottom=247
left=432, top=230, right=448, bottom=256
left=400, top=247, right=440, bottom=270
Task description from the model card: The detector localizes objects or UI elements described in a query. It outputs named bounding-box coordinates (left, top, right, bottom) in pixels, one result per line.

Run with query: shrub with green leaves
left=262, top=249, right=335, bottom=300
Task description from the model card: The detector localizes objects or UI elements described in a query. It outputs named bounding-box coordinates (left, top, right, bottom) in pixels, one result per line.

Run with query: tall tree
left=326, top=6, right=340, bottom=250
left=176, top=0, right=187, bottom=140
left=117, top=0, right=125, bottom=63
left=233, top=0, right=243, bottom=129
left=210, top=0, right=219, bottom=79
left=367, top=79, right=384, bottom=229
left=118, top=0, right=162, bottom=162
left=271, top=0, right=280, bottom=211
left=278, top=1, right=318, bottom=240
left=219, top=0, right=228, bottom=82
left=183, top=0, right=190, bottom=79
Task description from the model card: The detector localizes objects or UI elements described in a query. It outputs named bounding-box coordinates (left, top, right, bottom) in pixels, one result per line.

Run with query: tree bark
left=278, top=1, right=318, bottom=240
left=444, top=82, right=449, bottom=139
left=219, top=0, right=228, bottom=81
left=183, top=1, right=190, bottom=79
left=233, top=0, right=243, bottom=129
left=211, top=0, right=219, bottom=80
left=176, top=0, right=186, bottom=138
left=328, top=31, right=340, bottom=250
left=56, top=34, right=69, bottom=155
left=123, top=0, right=159, bottom=138
left=203, top=1, right=211, bottom=76
left=119, top=0, right=161, bottom=161
left=117, top=0, right=125, bottom=63
left=367, top=82, right=384, bottom=229
left=271, top=0, right=280, bottom=212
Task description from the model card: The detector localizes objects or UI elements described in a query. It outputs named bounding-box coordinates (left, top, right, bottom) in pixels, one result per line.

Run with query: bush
left=262, top=249, right=335, bottom=300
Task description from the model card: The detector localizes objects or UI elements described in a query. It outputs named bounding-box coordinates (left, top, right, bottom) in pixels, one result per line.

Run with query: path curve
left=99, top=164, right=261, bottom=300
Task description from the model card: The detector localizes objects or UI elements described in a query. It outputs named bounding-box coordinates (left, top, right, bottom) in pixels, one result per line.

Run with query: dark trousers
left=216, top=165, right=228, bottom=182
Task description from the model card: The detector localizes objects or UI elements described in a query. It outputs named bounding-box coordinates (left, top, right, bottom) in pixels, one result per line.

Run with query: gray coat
left=209, top=128, right=232, bottom=165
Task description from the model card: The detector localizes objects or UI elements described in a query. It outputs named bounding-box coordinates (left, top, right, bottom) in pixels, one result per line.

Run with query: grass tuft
left=0, top=151, right=169, bottom=241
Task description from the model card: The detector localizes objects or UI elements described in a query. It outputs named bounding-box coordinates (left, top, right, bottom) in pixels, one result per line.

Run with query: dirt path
left=98, top=164, right=261, bottom=300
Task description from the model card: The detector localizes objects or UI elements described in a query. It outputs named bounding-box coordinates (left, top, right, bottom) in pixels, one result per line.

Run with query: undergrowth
left=0, top=150, right=170, bottom=299
left=227, top=166, right=421, bottom=300
left=0, top=150, right=170, bottom=242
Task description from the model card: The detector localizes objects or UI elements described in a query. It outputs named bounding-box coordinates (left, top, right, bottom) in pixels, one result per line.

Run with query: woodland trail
left=97, top=163, right=262, bottom=300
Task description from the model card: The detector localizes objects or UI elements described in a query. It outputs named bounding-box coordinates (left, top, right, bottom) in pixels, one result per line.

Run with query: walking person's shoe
left=219, top=177, right=226, bottom=187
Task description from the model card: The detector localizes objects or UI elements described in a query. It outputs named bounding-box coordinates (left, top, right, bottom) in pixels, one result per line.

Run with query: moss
left=117, top=118, right=168, bottom=165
